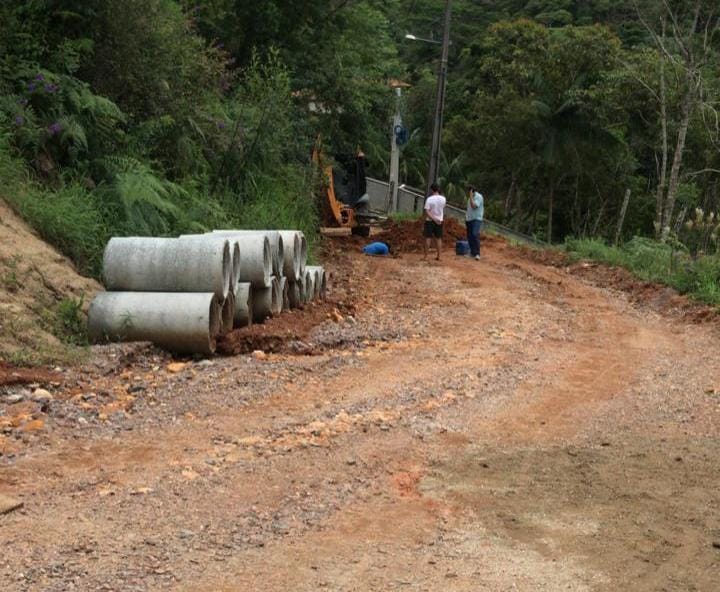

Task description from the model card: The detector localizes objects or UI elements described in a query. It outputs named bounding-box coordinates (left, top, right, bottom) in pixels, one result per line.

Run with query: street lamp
left=404, top=33, right=442, bottom=45
left=406, top=1, right=453, bottom=198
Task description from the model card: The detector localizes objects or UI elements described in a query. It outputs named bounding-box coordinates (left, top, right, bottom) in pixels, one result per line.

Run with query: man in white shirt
left=423, top=183, right=447, bottom=261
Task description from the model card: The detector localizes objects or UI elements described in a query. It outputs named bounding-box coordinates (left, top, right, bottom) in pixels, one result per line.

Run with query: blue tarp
left=362, top=242, right=390, bottom=256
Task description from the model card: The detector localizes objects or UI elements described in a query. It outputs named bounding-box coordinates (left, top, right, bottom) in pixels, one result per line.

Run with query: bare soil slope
left=0, top=199, right=101, bottom=365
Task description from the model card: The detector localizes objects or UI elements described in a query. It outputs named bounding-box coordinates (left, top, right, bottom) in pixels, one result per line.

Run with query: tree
left=446, top=19, right=626, bottom=241
left=633, top=0, right=720, bottom=238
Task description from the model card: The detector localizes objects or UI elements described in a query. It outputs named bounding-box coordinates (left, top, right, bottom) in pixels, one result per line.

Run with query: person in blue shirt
left=465, top=185, right=484, bottom=260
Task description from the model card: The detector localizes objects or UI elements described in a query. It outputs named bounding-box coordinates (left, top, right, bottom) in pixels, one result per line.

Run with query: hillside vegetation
left=0, top=1, right=719, bottom=309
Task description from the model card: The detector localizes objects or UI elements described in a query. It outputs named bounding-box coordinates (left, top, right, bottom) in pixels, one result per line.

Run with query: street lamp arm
left=404, top=33, right=443, bottom=45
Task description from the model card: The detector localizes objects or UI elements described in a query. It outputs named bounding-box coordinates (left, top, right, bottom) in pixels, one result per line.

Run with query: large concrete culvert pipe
left=280, top=276, right=290, bottom=311
left=288, top=279, right=304, bottom=309
left=234, top=282, right=253, bottom=328
left=270, top=275, right=282, bottom=316
left=88, top=292, right=220, bottom=355
left=212, top=231, right=284, bottom=278
left=219, top=291, right=235, bottom=336
left=278, top=231, right=302, bottom=281
left=209, top=232, right=272, bottom=288
left=306, top=266, right=325, bottom=300
left=318, top=267, right=327, bottom=300
left=303, top=269, right=315, bottom=303
left=103, top=237, right=231, bottom=300
left=252, top=284, right=272, bottom=323
left=179, top=235, right=241, bottom=290
left=299, top=234, right=308, bottom=276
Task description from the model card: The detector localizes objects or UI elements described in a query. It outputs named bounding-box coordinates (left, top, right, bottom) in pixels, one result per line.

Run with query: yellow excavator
left=313, top=142, right=373, bottom=237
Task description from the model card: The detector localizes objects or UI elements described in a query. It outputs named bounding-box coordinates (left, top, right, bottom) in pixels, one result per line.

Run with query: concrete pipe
left=210, top=232, right=271, bottom=288
left=179, top=235, right=241, bottom=291
left=219, top=291, right=235, bottom=336
left=306, top=266, right=325, bottom=300
left=103, top=237, right=231, bottom=300
left=88, top=292, right=220, bottom=355
left=212, top=230, right=284, bottom=277
left=303, top=269, right=315, bottom=303
left=252, top=284, right=272, bottom=323
left=278, top=231, right=302, bottom=281
left=280, top=276, right=290, bottom=311
left=234, top=282, right=253, bottom=328
left=317, top=267, right=328, bottom=300
left=270, top=275, right=282, bottom=316
left=288, top=279, right=304, bottom=309
left=299, top=233, right=308, bottom=276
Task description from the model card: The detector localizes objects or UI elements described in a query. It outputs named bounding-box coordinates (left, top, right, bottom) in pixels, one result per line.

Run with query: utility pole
left=425, top=0, right=452, bottom=198
left=389, top=86, right=402, bottom=212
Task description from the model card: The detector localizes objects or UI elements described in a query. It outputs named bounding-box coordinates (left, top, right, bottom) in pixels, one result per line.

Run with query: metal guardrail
left=445, top=204, right=547, bottom=247
left=367, top=177, right=546, bottom=247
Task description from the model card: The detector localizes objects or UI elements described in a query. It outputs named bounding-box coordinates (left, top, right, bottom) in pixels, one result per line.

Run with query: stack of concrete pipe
left=87, top=229, right=324, bottom=355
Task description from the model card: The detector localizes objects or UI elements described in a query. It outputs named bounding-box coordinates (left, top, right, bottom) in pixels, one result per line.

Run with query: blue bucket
left=455, top=240, right=470, bottom=256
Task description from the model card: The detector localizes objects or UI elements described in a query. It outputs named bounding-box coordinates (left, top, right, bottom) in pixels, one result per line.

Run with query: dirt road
left=2, top=237, right=720, bottom=591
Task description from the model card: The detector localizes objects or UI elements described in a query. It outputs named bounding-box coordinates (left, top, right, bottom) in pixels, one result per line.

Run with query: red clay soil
left=0, top=362, right=62, bottom=387
left=217, top=247, right=366, bottom=356
left=515, top=244, right=720, bottom=326
left=375, top=217, right=469, bottom=254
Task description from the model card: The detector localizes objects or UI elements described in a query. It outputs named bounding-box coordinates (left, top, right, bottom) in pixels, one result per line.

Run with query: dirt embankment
left=515, top=244, right=720, bottom=326
left=0, top=199, right=101, bottom=366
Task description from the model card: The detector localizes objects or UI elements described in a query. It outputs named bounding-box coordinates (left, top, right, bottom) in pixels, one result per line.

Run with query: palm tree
left=531, top=84, right=620, bottom=242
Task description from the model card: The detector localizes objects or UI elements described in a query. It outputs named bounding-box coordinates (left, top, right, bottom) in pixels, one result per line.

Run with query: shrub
left=565, top=237, right=720, bottom=306
left=52, top=297, right=88, bottom=346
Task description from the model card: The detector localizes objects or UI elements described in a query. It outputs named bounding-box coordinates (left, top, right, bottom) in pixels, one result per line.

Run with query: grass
left=228, top=165, right=320, bottom=261
left=1, top=255, right=21, bottom=292
left=565, top=237, right=720, bottom=306
left=52, top=297, right=88, bottom=346
left=1, top=314, right=88, bottom=367
left=388, top=211, right=420, bottom=222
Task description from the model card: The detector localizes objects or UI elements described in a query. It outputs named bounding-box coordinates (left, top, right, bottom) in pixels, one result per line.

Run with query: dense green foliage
left=0, top=0, right=719, bottom=287
left=0, top=0, right=400, bottom=276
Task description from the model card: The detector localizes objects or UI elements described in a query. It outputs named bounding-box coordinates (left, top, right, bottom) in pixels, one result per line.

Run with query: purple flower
left=27, top=82, right=36, bottom=92
left=35, top=73, right=45, bottom=82
left=14, top=115, right=24, bottom=126
left=47, top=122, right=62, bottom=136
left=44, top=83, right=58, bottom=93
left=216, top=119, right=226, bottom=129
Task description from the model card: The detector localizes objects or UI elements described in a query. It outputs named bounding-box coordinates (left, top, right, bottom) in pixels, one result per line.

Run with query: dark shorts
left=423, top=220, right=443, bottom=239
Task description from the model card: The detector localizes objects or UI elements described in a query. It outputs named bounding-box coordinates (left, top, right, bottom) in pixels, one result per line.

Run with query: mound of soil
left=375, top=217, right=468, bottom=254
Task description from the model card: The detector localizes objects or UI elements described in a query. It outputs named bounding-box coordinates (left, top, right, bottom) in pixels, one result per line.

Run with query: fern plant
left=95, top=155, right=186, bottom=235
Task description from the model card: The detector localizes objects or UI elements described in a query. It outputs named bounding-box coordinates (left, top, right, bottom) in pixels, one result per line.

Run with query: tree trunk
left=504, top=174, right=516, bottom=220
left=655, top=26, right=668, bottom=238
left=661, top=82, right=695, bottom=239
left=570, top=175, right=581, bottom=237
left=592, top=199, right=606, bottom=236
left=614, top=189, right=631, bottom=245
left=547, top=177, right=555, bottom=244
left=673, top=205, right=688, bottom=235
